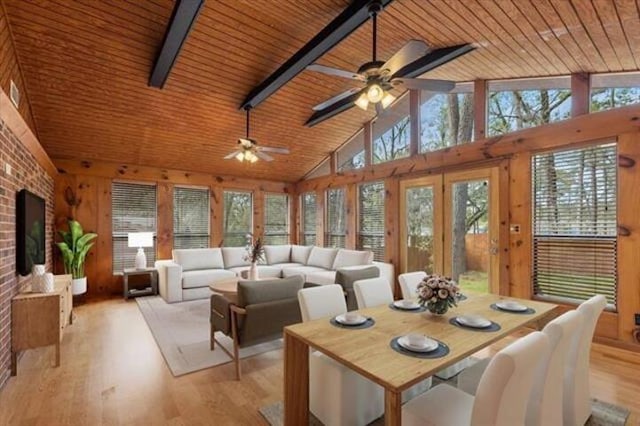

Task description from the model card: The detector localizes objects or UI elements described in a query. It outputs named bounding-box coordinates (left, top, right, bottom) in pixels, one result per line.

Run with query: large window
left=325, top=188, right=346, bottom=248
left=112, top=182, right=157, bottom=273
left=532, top=144, right=617, bottom=307
left=264, top=193, right=290, bottom=245
left=372, top=94, right=410, bottom=164
left=300, top=192, right=316, bottom=246
left=338, top=131, right=365, bottom=172
left=173, top=186, right=210, bottom=249
left=358, top=181, right=385, bottom=261
left=420, top=83, right=474, bottom=153
left=591, top=72, right=640, bottom=112
left=223, top=190, right=252, bottom=247
left=488, top=77, right=571, bottom=136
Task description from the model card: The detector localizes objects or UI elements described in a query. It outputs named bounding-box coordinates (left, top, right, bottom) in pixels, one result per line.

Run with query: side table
left=123, top=267, right=158, bottom=299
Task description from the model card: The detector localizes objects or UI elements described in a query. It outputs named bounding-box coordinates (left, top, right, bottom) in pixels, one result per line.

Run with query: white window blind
left=223, top=191, right=252, bottom=247
left=264, top=193, right=290, bottom=245
left=532, top=144, right=617, bottom=307
left=301, top=192, right=316, bottom=246
left=173, top=187, right=210, bottom=249
left=325, top=188, right=346, bottom=248
left=358, top=181, right=385, bottom=261
left=112, top=182, right=157, bottom=273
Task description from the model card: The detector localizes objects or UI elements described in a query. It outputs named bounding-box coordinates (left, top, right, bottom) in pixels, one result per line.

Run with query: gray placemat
left=449, top=317, right=501, bottom=332
left=490, top=303, right=536, bottom=315
left=389, top=336, right=450, bottom=359
left=330, top=316, right=375, bottom=329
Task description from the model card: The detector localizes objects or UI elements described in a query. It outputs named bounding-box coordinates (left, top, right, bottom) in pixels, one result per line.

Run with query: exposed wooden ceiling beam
left=305, top=44, right=475, bottom=127
left=149, top=0, right=205, bottom=88
left=240, top=0, right=394, bottom=110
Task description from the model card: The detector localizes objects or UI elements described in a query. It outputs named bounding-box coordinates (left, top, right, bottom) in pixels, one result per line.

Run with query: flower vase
left=426, top=301, right=449, bottom=316
left=248, top=262, right=259, bottom=280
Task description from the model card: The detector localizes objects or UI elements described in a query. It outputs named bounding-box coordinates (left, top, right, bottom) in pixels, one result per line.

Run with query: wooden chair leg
left=210, top=323, right=216, bottom=350
left=231, top=311, right=241, bottom=380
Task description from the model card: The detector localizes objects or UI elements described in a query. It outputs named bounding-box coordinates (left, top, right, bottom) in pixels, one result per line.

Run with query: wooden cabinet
left=11, top=274, right=73, bottom=375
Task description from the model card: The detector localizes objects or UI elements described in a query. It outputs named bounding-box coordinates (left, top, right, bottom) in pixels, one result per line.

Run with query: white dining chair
left=403, top=331, right=550, bottom=426
left=564, top=294, right=607, bottom=426
left=398, top=271, right=426, bottom=299
left=353, top=277, right=433, bottom=402
left=458, top=310, right=582, bottom=426
left=297, top=285, right=384, bottom=426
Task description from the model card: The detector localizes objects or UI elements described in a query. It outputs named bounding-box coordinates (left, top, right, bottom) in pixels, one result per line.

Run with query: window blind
left=112, top=182, right=157, bottom=273
left=532, top=144, right=617, bottom=307
left=325, top=188, right=346, bottom=248
left=300, top=192, right=316, bottom=246
left=223, top=191, right=253, bottom=247
left=173, top=187, right=210, bottom=249
left=358, top=181, right=385, bottom=261
left=264, top=193, right=289, bottom=245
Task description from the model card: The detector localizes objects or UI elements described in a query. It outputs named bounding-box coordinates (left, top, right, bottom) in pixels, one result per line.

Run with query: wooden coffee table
left=209, top=277, right=240, bottom=303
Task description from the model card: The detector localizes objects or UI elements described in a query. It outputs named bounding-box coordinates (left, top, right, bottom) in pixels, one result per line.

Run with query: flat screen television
left=16, top=189, right=46, bottom=276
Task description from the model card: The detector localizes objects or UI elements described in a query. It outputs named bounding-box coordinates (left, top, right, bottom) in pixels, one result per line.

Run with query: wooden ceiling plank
left=613, top=0, right=640, bottom=69
left=593, top=0, right=640, bottom=70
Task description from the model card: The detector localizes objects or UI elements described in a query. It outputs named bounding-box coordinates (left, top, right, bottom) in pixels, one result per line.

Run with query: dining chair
left=353, top=277, right=433, bottom=402
left=564, top=294, right=607, bottom=426
left=398, top=271, right=427, bottom=299
left=403, top=331, right=550, bottom=426
left=297, top=285, right=384, bottom=426
left=458, top=310, right=582, bottom=426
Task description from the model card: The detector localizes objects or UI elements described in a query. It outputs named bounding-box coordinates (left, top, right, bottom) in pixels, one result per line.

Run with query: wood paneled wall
left=295, top=91, right=640, bottom=349
left=53, top=159, right=294, bottom=297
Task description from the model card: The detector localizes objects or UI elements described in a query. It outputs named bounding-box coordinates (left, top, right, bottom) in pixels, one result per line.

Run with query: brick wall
left=0, top=117, right=54, bottom=389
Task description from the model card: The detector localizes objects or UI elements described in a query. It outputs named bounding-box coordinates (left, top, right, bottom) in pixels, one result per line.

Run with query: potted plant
left=56, top=220, right=97, bottom=295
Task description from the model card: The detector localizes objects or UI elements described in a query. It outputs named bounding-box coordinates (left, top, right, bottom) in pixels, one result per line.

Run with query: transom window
left=591, top=72, right=640, bottom=112
left=372, top=94, right=410, bottom=164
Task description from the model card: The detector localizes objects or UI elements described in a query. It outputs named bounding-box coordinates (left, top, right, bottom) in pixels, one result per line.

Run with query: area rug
left=136, top=296, right=282, bottom=376
left=260, top=393, right=629, bottom=425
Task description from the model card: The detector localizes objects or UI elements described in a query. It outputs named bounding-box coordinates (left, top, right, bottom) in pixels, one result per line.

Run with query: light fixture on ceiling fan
left=306, top=0, right=459, bottom=116
left=224, top=107, right=290, bottom=163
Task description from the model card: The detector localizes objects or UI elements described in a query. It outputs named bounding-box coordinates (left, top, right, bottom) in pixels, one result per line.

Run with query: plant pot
left=72, top=277, right=87, bottom=295
left=248, top=262, right=259, bottom=280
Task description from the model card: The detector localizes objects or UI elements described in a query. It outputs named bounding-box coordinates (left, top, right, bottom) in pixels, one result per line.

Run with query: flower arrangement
left=416, top=274, right=460, bottom=315
left=243, top=234, right=265, bottom=264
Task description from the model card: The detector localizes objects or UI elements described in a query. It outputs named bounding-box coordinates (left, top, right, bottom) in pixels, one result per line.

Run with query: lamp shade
left=127, top=232, right=153, bottom=248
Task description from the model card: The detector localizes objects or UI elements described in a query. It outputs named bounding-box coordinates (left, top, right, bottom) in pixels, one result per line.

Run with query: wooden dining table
left=283, top=293, right=558, bottom=425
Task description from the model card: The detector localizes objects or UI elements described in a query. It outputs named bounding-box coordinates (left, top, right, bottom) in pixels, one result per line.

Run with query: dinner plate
left=456, top=314, right=492, bottom=329
left=335, top=314, right=368, bottom=326
left=393, top=300, right=421, bottom=310
left=496, top=300, right=529, bottom=312
left=398, top=335, right=439, bottom=353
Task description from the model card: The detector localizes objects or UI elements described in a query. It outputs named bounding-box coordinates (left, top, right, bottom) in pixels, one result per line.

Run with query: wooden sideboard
left=11, top=274, right=73, bottom=375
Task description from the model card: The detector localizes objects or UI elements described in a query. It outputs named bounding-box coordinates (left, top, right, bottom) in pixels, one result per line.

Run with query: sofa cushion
left=228, top=265, right=282, bottom=279
left=305, top=270, right=337, bottom=286
left=306, top=247, right=338, bottom=269
left=264, top=245, right=291, bottom=265
left=237, top=276, right=305, bottom=307
left=282, top=266, right=327, bottom=279
left=334, top=266, right=380, bottom=291
left=181, top=269, right=236, bottom=289
left=291, top=245, right=313, bottom=264
left=332, top=249, right=373, bottom=270
left=221, top=247, right=251, bottom=268
left=173, top=248, right=224, bottom=271
left=270, top=262, right=304, bottom=270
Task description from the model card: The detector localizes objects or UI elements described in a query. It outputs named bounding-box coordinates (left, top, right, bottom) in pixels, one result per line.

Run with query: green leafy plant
left=56, top=220, right=97, bottom=279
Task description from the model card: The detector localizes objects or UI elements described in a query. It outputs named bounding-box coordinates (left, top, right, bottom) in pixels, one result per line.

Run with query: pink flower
left=438, top=289, right=449, bottom=299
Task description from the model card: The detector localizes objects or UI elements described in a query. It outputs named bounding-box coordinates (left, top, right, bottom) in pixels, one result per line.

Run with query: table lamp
left=128, top=232, right=153, bottom=269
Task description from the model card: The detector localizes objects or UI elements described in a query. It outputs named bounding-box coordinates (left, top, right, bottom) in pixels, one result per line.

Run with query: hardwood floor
left=1, top=298, right=639, bottom=425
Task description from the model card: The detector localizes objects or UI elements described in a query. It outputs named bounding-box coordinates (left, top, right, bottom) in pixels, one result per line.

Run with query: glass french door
left=400, top=167, right=502, bottom=294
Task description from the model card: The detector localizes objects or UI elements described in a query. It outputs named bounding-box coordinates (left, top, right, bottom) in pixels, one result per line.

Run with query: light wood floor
left=1, top=298, right=639, bottom=425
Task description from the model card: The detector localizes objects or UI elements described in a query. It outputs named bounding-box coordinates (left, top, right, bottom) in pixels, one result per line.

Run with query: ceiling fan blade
left=258, top=146, right=290, bottom=155
left=382, top=40, right=429, bottom=77
left=392, top=78, right=456, bottom=92
left=312, top=87, right=362, bottom=111
left=255, top=151, right=274, bottom=162
left=224, top=150, right=242, bottom=160
left=306, top=64, right=365, bottom=81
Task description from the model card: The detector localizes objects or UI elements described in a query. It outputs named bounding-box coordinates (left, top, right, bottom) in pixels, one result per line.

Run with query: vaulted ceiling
left=3, top=0, right=640, bottom=182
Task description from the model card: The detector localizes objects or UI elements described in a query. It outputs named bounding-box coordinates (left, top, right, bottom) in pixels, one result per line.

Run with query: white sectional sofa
left=155, top=245, right=394, bottom=303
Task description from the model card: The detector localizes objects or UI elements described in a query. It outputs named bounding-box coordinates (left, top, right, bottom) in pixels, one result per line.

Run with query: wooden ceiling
left=3, top=0, right=640, bottom=182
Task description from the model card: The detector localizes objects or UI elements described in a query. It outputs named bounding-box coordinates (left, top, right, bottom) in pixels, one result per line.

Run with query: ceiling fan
left=224, top=108, right=290, bottom=163
left=306, top=0, right=460, bottom=117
